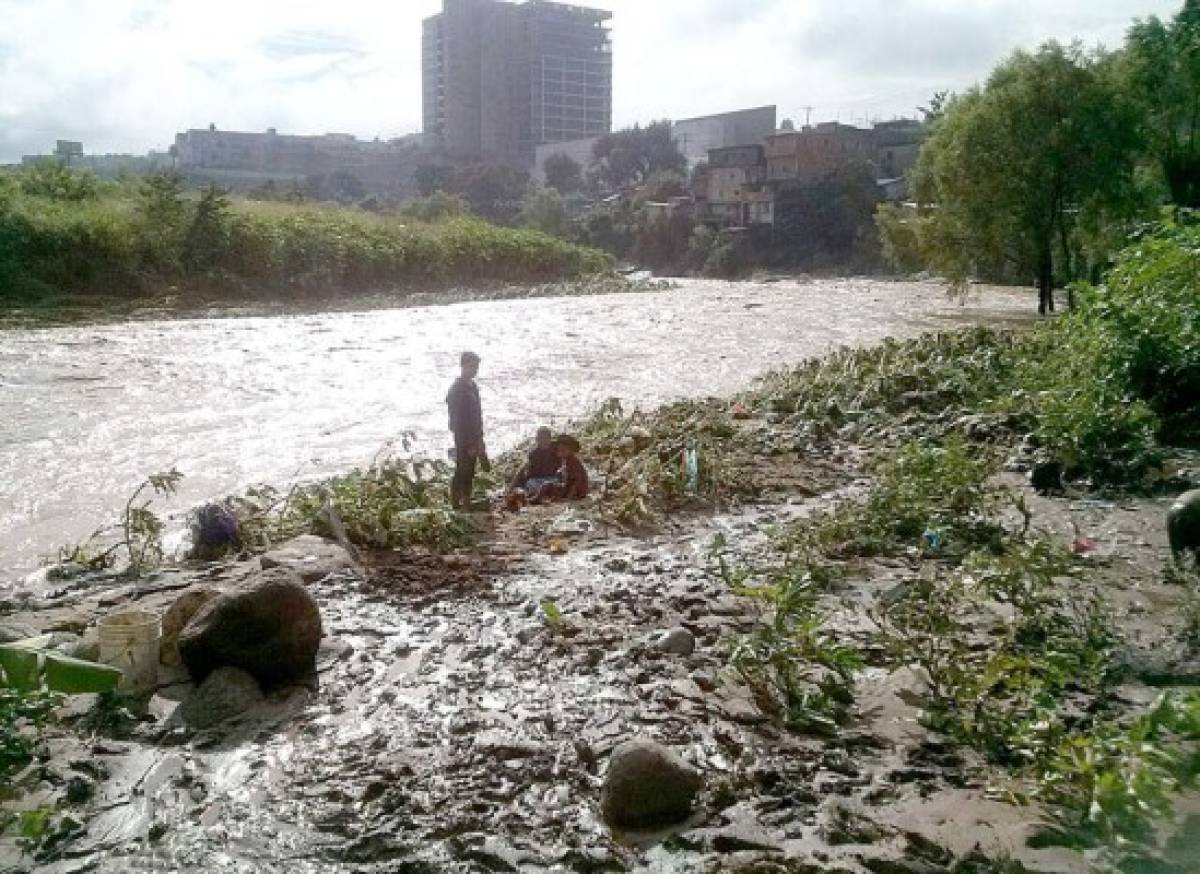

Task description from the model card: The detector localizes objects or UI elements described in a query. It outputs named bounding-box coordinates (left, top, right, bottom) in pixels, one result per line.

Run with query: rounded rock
left=177, top=666, right=264, bottom=729
left=600, top=738, right=703, bottom=829
left=178, top=568, right=322, bottom=687
left=654, top=627, right=696, bottom=656
left=1169, top=489, right=1200, bottom=560
left=1030, top=459, right=1064, bottom=494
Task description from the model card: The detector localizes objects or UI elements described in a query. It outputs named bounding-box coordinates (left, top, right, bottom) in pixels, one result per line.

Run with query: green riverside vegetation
left=0, top=164, right=613, bottom=305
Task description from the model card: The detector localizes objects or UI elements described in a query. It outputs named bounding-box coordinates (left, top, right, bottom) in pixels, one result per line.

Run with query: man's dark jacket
left=446, top=377, right=483, bottom=446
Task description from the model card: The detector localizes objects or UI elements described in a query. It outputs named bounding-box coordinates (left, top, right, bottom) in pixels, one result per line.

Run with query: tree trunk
left=1037, top=248, right=1054, bottom=316
left=1165, top=153, right=1200, bottom=209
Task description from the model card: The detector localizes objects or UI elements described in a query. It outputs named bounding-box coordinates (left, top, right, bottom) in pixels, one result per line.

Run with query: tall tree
left=908, top=43, right=1144, bottom=314
left=518, top=187, right=568, bottom=237
left=543, top=153, right=583, bottom=194
left=590, top=121, right=686, bottom=191
left=453, top=163, right=530, bottom=224
left=1123, top=0, right=1200, bottom=207
left=183, top=184, right=232, bottom=272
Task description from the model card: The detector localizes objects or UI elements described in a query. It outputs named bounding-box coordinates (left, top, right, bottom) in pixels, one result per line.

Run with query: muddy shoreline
left=4, top=320, right=1198, bottom=873
left=0, top=275, right=670, bottom=332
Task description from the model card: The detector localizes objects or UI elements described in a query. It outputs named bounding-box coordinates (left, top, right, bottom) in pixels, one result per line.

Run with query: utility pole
left=801, top=105, right=814, bottom=127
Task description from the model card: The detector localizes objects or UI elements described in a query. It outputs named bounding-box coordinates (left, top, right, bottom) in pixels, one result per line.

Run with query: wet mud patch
left=358, top=549, right=505, bottom=602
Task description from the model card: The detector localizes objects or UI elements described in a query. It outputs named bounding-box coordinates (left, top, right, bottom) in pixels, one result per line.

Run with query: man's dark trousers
left=451, top=439, right=477, bottom=509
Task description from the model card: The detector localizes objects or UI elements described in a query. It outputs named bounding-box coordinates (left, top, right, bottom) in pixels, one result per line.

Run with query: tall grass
left=0, top=166, right=613, bottom=303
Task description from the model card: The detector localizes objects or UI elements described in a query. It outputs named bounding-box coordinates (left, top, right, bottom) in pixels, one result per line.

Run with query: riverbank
left=0, top=274, right=671, bottom=331
left=0, top=168, right=613, bottom=310
left=3, top=318, right=1200, bottom=871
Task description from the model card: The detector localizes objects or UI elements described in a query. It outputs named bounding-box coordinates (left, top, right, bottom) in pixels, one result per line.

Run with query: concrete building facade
left=532, top=134, right=601, bottom=183
left=672, top=106, right=777, bottom=168
left=873, top=118, right=923, bottom=181
left=172, top=127, right=424, bottom=197
left=765, top=122, right=875, bottom=184
left=422, top=0, right=612, bottom=166
left=705, top=145, right=770, bottom=226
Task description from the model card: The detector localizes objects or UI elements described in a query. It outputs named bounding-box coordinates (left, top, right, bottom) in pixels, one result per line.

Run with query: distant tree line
left=879, top=0, right=1200, bottom=312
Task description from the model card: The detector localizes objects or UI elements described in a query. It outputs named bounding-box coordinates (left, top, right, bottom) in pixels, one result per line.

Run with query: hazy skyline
left=0, top=0, right=1185, bottom=162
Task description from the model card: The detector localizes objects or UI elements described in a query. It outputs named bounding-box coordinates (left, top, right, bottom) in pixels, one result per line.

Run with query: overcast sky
left=0, top=0, right=1184, bottom=162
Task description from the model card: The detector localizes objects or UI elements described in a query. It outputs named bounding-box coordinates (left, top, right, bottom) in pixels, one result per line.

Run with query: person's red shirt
left=561, top=454, right=589, bottom=500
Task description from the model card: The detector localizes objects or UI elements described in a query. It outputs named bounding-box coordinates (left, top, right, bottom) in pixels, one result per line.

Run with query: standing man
left=446, top=351, right=486, bottom=510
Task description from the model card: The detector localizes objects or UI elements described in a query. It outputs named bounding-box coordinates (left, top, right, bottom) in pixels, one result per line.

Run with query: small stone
left=1031, top=459, right=1064, bottom=494
left=600, top=738, right=703, bottom=829
left=67, top=630, right=101, bottom=663
left=574, top=739, right=598, bottom=774
left=654, top=627, right=696, bottom=656
left=176, top=666, right=264, bottom=729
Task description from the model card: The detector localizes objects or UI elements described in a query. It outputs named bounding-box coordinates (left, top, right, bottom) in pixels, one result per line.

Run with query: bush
left=1012, top=321, right=1162, bottom=483
left=631, top=209, right=692, bottom=272
left=397, top=191, right=468, bottom=223
left=518, top=187, right=568, bottom=238
left=703, top=235, right=742, bottom=278
left=18, top=162, right=99, bottom=202
left=1079, top=221, right=1200, bottom=441
left=875, top=203, right=925, bottom=273
left=0, top=167, right=613, bottom=301
left=1, top=688, right=59, bottom=788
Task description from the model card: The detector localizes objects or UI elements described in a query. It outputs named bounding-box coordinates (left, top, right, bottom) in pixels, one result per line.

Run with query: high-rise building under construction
left=422, top=0, right=612, bottom=165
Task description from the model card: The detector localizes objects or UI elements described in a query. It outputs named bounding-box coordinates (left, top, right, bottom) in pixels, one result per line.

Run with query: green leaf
left=42, top=654, right=122, bottom=695
left=0, top=646, right=40, bottom=692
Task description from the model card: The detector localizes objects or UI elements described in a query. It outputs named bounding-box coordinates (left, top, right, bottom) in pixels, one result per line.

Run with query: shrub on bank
left=1075, top=221, right=1200, bottom=442
left=754, top=220, right=1198, bottom=488
left=0, top=168, right=613, bottom=302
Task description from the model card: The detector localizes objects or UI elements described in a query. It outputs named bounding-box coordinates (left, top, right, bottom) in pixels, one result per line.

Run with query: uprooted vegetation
left=551, top=224, right=1198, bottom=536
left=683, top=232, right=1200, bottom=864
left=228, top=456, right=477, bottom=555
left=573, top=398, right=757, bottom=528
left=750, top=217, right=1200, bottom=486
left=719, top=432, right=1200, bottom=865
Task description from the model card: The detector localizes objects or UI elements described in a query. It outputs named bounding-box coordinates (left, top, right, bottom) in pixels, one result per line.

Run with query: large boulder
left=177, top=666, right=264, bottom=729
left=1169, top=489, right=1200, bottom=560
left=160, top=586, right=221, bottom=667
left=178, top=568, right=322, bottom=687
left=600, top=738, right=703, bottom=830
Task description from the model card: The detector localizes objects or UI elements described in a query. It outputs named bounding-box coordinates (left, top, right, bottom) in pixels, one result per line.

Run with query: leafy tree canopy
left=1121, top=0, right=1200, bottom=206
left=590, top=121, right=686, bottom=191
left=543, top=153, right=583, bottom=194
left=908, top=42, right=1147, bottom=312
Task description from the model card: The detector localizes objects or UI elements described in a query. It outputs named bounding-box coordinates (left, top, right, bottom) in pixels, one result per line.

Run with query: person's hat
left=460, top=350, right=481, bottom=365
left=554, top=433, right=581, bottom=452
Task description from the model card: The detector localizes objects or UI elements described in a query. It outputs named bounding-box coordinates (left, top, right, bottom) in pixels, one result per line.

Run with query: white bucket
left=98, top=610, right=161, bottom=695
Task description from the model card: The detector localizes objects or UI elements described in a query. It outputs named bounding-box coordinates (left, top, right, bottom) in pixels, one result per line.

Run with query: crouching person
left=551, top=434, right=589, bottom=502
left=510, top=426, right=562, bottom=498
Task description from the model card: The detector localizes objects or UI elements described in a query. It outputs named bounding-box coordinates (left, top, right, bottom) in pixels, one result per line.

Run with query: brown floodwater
left=0, top=278, right=1032, bottom=585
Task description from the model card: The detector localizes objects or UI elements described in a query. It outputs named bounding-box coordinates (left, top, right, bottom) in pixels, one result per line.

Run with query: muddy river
left=0, top=279, right=1031, bottom=584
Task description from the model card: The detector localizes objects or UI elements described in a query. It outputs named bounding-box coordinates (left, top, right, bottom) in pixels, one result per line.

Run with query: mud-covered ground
left=4, top=407, right=1199, bottom=873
